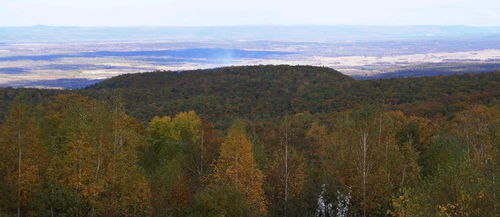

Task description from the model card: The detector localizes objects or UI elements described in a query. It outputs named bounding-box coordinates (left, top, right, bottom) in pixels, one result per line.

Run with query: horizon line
left=2, top=24, right=500, bottom=28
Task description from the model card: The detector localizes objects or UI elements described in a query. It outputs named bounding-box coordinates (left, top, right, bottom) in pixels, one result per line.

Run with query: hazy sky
left=1, top=0, right=500, bottom=26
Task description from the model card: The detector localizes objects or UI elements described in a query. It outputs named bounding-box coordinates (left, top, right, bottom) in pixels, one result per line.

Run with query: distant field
left=0, top=67, right=26, bottom=74
left=355, top=62, right=500, bottom=79
left=0, top=48, right=293, bottom=62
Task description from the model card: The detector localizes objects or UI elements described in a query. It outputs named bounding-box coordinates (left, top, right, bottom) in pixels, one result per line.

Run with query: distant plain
left=1, top=26, right=500, bottom=88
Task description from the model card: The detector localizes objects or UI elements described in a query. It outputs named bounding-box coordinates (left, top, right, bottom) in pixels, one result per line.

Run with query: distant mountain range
left=2, top=25, right=500, bottom=43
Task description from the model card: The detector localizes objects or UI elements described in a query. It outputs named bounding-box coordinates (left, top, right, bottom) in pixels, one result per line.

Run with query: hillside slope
left=83, top=65, right=500, bottom=123
left=84, top=65, right=351, bottom=121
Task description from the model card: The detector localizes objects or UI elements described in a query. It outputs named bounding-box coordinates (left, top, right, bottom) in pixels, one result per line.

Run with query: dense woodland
left=0, top=65, right=498, bottom=217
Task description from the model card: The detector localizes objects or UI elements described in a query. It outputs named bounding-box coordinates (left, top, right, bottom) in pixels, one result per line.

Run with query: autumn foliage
left=0, top=67, right=499, bottom=217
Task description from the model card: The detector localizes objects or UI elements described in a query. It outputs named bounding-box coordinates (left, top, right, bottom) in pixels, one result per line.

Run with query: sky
left=1, top=0, right=500, bottom=27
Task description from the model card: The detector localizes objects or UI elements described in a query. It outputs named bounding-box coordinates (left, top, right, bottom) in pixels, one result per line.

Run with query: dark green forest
left=0, top=65, right=498, bottom=217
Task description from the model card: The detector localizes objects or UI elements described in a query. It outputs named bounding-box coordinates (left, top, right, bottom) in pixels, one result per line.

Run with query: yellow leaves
left=150, top=116, right=176, bottom=140
left=434, top=188, right=488, bottom=217
left=81, top=182, right=105, bottom=201
left=38, top=95, right=153, bottom=216
left=388, top=198, right=403, bottom=217
left=0, top=97, right=46, bottom=207
left=149, top=110, right=202, bottom=144
left=477, top=190, right=486, bottom=199
left=209, top=122, right=267, bottom=216
left=398, top=195, right=410, bottom=203
left=437, top=204, right=447, bottom=213
left=454, top=105, right=499, bottom=170
left=388, top=192, right=414, bottom=217
left=59, top=140, right=95, bottom=194
left=436, top=203, right=462, bottom=217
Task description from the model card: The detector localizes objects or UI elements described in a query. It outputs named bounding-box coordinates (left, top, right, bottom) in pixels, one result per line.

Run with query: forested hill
left=0, top=65, right=499, bottom=124
left=88, top=65, right=352, bottom=89
left=83, top=65, right=353, bottom=123
left=82, top=65, right=500, bottom=123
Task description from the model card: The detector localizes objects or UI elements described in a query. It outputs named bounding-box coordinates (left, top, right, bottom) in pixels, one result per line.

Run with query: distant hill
left=88, top=65, right=351, bottom=89
left=84, top=65, right=351, bottom=122
left=355, top=62, right=500, bottom=79
left=2, top=25, right=500, bottom=43
left=0, top=78, right=102, bottom=89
